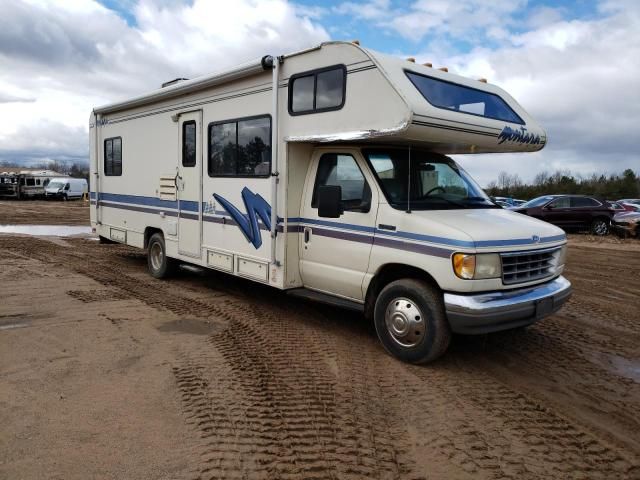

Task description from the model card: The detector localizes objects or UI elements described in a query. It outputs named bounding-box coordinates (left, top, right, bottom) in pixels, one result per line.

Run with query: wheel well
left=592, top=216, right=610, bottom=223
left=144, top=227, right=163, bottom=249
left=363, top=264, right=440, bottom=320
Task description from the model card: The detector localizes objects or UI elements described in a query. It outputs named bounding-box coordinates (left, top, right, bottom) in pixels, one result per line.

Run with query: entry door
left=300, top=151, right=378, bottom=301
left=177, top=111, right=202, bottom=258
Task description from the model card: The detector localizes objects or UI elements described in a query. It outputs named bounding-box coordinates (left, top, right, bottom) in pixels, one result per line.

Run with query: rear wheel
left=147, top=232, right=177, bottom=279
left=374, top=279, right=451, bottom=364
left=591, top=218, right=609, bottom=235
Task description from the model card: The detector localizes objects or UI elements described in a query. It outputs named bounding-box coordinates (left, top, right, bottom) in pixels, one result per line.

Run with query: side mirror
left=317, top=185, right=343, bottom=218
left=65, top=184, right=70, bottom=190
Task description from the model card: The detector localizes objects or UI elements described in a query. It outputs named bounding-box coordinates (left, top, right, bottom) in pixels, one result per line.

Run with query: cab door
left=299, top=149, right=378, bottom=300
left=177, top=111, right=202, bottom=258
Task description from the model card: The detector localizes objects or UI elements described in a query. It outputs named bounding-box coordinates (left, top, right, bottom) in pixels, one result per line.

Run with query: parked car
left=612, top=211, right=640, bottom=238
left=512, top=195, right=614, bottom=235
left=512, top=199, right=527, bottom=207
left=618, top=199, right=640, bottom=207
left=619, top=202, right=640, bottom=212
left=607, top=201, right=626, bottom=212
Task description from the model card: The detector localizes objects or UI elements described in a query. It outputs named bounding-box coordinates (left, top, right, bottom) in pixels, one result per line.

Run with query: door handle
left=304, top=227, right=311, bottom=243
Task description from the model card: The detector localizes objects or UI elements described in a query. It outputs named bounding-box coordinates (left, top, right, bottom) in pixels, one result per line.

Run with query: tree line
left=0, top=160, right=89, bottom=182
left=485, top=168, right=640, bottom=201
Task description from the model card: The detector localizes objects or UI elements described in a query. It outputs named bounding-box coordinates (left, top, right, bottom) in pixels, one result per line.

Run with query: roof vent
left=438, top=67, right=448, bottom=72
left=351, top=39, right=360, bottom=45
left=406, top=57, right=416, bottom=63
left=161, top=78, right=189, bottom=88
left=423, top=62, right=432, bottom=67
left=478, top=78, right=488, bottom=83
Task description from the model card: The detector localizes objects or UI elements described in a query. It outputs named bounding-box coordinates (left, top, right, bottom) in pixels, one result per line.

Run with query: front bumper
left=444, top=276, right=572, bottom=334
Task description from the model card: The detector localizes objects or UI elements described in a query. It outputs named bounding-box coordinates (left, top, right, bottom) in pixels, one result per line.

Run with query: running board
left=286, top=288, right=364, bottom=312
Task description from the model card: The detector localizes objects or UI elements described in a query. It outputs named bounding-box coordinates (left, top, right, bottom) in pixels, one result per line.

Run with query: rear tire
left=147, top=233, right=177, bottom=279
left=590, top=218, right=609, bottom=236
left=373, top=279, right=451, bottom=364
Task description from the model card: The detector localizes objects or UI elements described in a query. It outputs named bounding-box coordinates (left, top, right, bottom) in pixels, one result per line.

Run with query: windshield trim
left=362, top=147, right=498, bottom=211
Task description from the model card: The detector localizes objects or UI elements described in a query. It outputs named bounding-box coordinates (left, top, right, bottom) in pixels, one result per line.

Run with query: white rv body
left=90, top=41, right=570, bottom=362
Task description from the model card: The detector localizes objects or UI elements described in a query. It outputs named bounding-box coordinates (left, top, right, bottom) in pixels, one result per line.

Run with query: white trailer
left=90, top=41, right=571, bottom=363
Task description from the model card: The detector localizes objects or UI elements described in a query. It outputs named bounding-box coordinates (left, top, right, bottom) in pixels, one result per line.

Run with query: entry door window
left=312, top=153, right=371, bottom=213
left=182, top=121, right=197, bottom=167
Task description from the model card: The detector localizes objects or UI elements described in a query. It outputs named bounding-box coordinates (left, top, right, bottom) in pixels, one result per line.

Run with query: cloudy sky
left=0, top=0, right=638, bottom=185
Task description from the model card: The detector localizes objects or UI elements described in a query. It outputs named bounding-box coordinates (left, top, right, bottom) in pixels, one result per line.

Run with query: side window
left=182, top=121, right=197, bottom=167
left=104, top=137, right=122, bottom=176
left=571, top=197, right=599, bottom=207
left=289, top=65, right=346, bottom=115
left=550, top=197, right=570, bottom=208
left=208, top=115, right=271, bottom=177
left=36, top=179, right=41, bottom=185
left=26, top=178, right=35, bottom=186
left=312, top=153, right=371, bottom=213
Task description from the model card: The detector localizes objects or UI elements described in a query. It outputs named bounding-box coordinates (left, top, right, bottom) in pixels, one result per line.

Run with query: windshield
left=520, top=196, right=555, bottom=208
left=363, top=148, right=497, bottom=210
left=48, top=181, right=65, bottom=189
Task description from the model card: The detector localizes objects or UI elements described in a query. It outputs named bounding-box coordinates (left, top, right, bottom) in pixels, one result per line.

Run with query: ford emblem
left=532, top=235, right=540, bottom=243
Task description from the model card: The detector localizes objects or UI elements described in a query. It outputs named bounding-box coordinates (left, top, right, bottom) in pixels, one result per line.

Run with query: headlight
left=453, top=253, right=502, bottom=280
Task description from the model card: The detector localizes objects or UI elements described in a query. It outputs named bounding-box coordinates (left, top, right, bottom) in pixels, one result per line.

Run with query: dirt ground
left=1, top=202, right=639, bottom=479
left=0, top=199, right=89, bottom=225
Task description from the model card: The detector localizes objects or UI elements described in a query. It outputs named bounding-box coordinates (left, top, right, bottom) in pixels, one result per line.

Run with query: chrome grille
left=501, top=247, right=559, bottom=285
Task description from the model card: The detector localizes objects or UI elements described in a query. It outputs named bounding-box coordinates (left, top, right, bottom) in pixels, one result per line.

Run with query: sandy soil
left=1, top=207, right=639, bottom=479
left=0, top=199, right=89, bottom=225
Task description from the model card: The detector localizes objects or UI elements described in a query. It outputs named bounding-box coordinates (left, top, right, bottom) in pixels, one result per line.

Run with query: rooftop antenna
left=406, top=145, right=412, bottom=214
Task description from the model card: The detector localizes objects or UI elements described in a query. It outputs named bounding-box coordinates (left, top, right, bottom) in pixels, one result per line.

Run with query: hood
left=393, top=208, right=565, bottom=251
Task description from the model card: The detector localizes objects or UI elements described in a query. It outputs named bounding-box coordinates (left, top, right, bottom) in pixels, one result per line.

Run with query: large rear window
left=406, top=71, right=524, bottom=125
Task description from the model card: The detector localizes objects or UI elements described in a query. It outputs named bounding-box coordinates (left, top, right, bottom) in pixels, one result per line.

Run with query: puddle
left=591, top=351, right=640, bottom=383
left=157, top=318, right=223, bottom=335
left=609, top=355, right=640, bottom=383
left=0, top=225, right=92, bottom=237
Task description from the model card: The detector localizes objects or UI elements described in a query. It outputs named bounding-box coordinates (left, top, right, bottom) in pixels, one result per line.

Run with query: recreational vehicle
left=90, top=41, right=571, bottom=363
left=0, top=170, right=69, bottom=198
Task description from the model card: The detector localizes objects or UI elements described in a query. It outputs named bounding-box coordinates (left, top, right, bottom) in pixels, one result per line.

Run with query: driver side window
left=312, top=153, right=371, bottom=213
left=550, top=197, right=570, bottom=208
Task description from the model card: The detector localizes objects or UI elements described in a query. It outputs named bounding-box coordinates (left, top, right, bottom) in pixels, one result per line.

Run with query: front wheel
left=147, top=233, right=177, bottom=279
left=591, top=218, right=609, bottom=236
left=374, top=279, right=451, bottom=364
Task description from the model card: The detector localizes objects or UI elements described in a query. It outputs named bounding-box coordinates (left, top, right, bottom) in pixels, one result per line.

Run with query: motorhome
left=45, top=178, right=88, bottom=200
left=90, top=41, right=571, bottom=363
left=0, top=170, right=69, bottom=198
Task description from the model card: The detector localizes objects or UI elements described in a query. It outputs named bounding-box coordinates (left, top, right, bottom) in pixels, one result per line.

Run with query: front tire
left=374, top=279, right=451, bottom=364
left=591, top=218, right=609, bottom=236
left=147, top=233, right=177, bottom=279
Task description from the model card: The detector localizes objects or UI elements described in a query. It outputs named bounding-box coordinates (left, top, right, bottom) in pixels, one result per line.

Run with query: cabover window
left=289, top=65, right=346, bottom=115
left=208, top=115, right=271, bottom=177
left=406, top=71, right=524, bottom=125
left=104, top=137, right=122, bottom=176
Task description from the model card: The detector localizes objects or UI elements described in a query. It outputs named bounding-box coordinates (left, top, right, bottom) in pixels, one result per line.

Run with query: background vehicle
left=90, top=41, right=570, bottom=364
left=620, top=202, right=640, bottom=212
left=512, top=194, right=614, bottom=235
left=45, top=178, right=88, bottom=200
left=612, top=211, right=640, bottom=238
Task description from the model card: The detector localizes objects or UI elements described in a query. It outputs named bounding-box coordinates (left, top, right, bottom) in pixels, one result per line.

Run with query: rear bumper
left=444, top=276, right=572, bottom=334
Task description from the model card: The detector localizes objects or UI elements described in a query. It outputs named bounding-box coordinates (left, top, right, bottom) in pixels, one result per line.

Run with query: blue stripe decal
left=91, top=192, right=566, bottom=249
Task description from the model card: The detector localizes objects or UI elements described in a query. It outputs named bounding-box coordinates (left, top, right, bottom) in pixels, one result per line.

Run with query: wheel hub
left=385, top=297, right=426, bottom=348
left=150, top=242, right=163, bottom=271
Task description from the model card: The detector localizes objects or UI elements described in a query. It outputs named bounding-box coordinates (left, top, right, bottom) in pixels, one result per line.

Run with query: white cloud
left=0, top=0, right=329, bottom=164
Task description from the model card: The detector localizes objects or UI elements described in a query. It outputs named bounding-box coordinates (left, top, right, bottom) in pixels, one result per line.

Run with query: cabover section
left=363, top=48, right=546, bottom=153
